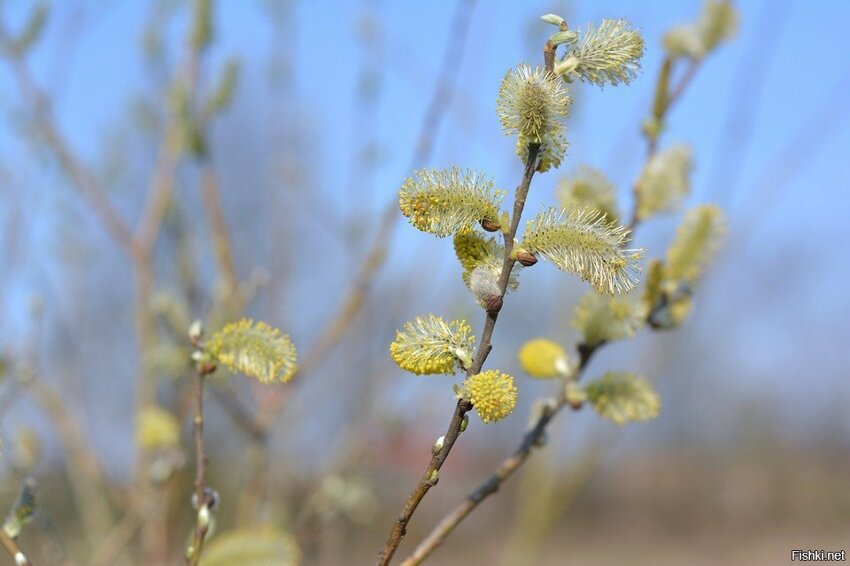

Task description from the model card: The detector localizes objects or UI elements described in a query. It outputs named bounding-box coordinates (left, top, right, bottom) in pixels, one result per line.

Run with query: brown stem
left=400, top=345, right=598, bottom=565
left=376, top=144, right=541, bottom=566
left=0, top=530, right=30, bottom=566
left=187, top=363, right=213, bottom=565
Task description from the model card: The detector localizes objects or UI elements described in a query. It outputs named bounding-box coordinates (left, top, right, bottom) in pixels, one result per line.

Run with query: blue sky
left=2, top=0, right=850, bottom=466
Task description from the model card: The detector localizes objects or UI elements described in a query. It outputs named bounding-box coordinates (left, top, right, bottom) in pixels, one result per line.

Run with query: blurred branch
left=199, top=164, right=240, bottom=305
left=0, top=529, right=30, bottom=566
left=262, top=0, right=476, bottom=428
left=629, top=57, right=702, bottom=229
left=0, top=20, right=136, bottom=255
left=21, top=374, right=114, bottom=553
left=91, top=498, right=149, bottom=566
left=732, top=65, right=850, bottom=247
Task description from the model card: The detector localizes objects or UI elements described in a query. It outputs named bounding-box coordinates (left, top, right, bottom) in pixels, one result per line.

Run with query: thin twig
left=0, top=530, right=30, bottom=566
left=400, top=345, right=598, bottom=566
left=187, top=361, right=214, bottom=566
left=376, top=143, right=541, bottom=566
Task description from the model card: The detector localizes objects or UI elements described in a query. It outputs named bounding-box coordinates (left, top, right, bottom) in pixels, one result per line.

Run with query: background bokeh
left=0, top=0, right=848, bottom=564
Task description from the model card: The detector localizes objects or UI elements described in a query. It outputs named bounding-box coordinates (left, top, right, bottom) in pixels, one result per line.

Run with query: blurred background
left=0, top=0, right=848, bottom=564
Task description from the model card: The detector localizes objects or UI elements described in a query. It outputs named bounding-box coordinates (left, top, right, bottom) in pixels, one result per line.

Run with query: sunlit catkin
left=390, top=314, right=475, bottom=375
left=459, top=370, right=518, bottom=424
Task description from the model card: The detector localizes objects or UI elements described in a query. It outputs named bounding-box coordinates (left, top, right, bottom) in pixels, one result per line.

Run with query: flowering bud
left=432, top=435, right=446, bottom=456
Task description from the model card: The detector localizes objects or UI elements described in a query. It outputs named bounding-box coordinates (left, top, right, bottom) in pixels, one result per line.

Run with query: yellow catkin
left=206, top=319, right=298, bottom=383
left=518, top=339, right=569, bottom=378
left=138, top=407, right=180, bottom=449
left=461, top=370, right=518, bottom=423
left=389, top=315, right=475, bottom=375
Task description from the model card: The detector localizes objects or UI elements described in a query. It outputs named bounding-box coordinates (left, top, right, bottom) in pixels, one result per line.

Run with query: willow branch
left=187, top=362, right=214, bottom=566
left=376, top=144, right=541, bottom=566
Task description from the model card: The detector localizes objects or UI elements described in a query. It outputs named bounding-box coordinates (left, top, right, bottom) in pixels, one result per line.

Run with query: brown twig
left=376, top=143, right=541, bottom=566
left=187, top=361, right=215, bottom=565
left=400, top=344, right=598, bottom=566
left=0, top=529, right=30, bottom=566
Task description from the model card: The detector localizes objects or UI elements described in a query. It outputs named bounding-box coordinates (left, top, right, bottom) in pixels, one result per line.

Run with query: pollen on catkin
left=635, top=144, right=693, bottom=220
left=459, top=370, right=518, bottom=424
left=453, top=231, right=492, bottom=273
left=518, top=338, right=569, bottom=378
left=521, top=207, right=644, bottom=294
left=557, top=165, right=619, bottom=222
left=665, top=204, right=725, bottom=284
left=399, top=167, right=505, bottom=237
left=497, top=64, right=571, bottom=144
left=390, top=314, right=475, bottom=375
left=557, top=19, right=644, bottom=87
left=205, top=318, right=298, bottom=383
left=572, top=291, right=648, bottom=346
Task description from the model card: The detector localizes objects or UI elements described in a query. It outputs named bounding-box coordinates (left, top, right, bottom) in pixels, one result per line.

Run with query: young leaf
left=206, top=319, right=298, bottom=383
left=521, top=207, right=644, bottom=294
left=584, top=372, right=660, bottom=425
